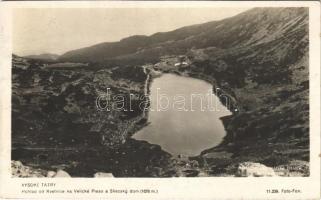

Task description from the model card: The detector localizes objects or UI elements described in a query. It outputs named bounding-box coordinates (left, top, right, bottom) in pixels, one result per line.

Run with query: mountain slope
left=59, top=7, right=308, bottom=66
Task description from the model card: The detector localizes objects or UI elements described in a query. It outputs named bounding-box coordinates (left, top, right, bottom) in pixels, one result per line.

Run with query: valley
left=12, top=7, right=309, bottom=177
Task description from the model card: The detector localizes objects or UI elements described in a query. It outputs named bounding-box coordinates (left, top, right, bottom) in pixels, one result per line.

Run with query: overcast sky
left=13, top=7, right=251, bottom=56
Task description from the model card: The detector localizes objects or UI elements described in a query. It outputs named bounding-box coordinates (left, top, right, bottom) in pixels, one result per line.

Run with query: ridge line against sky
left=13, top=7, right=251, bottom=56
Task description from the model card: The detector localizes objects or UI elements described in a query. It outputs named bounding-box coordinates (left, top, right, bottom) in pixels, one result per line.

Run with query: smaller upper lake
left=133, top=74, right=231, bottom=156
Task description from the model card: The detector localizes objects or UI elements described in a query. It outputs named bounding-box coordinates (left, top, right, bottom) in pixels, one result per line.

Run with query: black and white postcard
left=0, top=1, right=320, bottom=199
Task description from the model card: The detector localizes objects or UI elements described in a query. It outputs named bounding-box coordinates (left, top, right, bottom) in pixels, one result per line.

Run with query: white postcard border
left=0, top=1, right=320, bottom=199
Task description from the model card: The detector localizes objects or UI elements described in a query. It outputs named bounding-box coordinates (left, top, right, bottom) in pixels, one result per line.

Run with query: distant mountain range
left=25, top=53, right=59, bottom=62
left=58, top=7, right=308, bottom=67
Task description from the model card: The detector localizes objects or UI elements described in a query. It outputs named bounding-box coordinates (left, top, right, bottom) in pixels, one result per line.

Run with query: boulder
left=47, top=171, right=56, bottom=178
left=236, top=162, right=276, bottom=177
left=94, top=172, right=114, bottom=178
left=53, top=170, right=71, bottom=177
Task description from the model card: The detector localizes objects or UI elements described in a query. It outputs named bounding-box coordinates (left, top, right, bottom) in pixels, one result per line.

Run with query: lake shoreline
left=142, top=55, right=309, bottom=177
left=132, top=72, right=231, bottom=156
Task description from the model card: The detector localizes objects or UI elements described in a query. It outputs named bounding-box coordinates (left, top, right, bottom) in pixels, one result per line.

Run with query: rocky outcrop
left=11, top=160, right=46, bottom=178
left=236, top=162, right=276, bottom=177
left=12, top=161, right=71, bottom=178
left=12, top=55, right=148, bottom=149
left=12, top=160, right=117, bottom=178
left=273, top=160, right=309, bottom=177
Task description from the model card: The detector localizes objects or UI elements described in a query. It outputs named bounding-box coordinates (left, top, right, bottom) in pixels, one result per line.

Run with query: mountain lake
left=133, top=74, right=231, bottom=156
